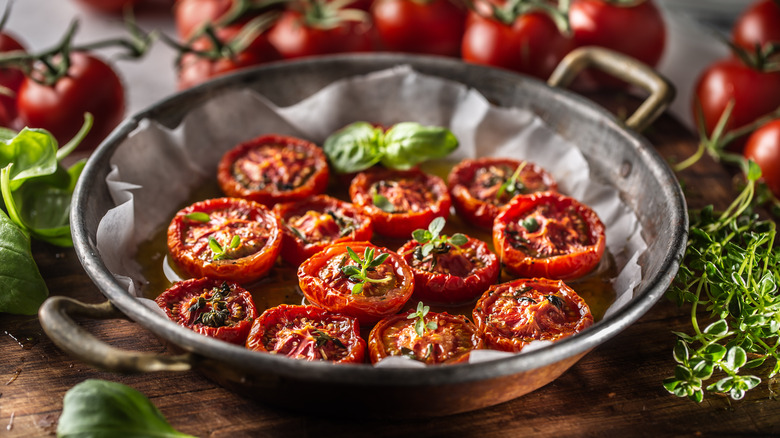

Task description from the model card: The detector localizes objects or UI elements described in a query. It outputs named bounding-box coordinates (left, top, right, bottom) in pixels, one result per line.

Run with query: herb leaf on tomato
left=340, top=245, right=392, bottom=295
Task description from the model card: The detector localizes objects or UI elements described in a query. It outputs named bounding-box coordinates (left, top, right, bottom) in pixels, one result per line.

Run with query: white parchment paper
left=96, top=66, right=646, bottom=365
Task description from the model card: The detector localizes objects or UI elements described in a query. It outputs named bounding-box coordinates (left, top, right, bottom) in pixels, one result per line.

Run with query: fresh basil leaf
left=380, top=122, right=458, bottom=170
left=0, top=208, right=48, bottom=315
left=0, top=128, right=59, bottom=191
left=57, top=379, right=195, bottom=438
left=323, top=122, right=383, bottom=173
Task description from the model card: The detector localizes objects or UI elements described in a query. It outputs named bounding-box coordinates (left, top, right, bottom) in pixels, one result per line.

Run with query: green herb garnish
left=520, top=216, right=539, bottom=232
left=340, top=246, right=392, bottom=295
left=185, top=212, right=210, bottom=223
left=411, top=217, right=468, bottom=261
left=496, top=161, right=527, bottom=199
left=407, top=301, right=438, bottom=337
left=208, top=235, right=241, bottom=261
left=373, top=193, right=395, bottom=213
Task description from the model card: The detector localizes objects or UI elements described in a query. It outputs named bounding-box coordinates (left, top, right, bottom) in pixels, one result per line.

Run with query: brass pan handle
left=548, top=46, right=676, bottom=132
left=39, top=296, right=193, bottom=373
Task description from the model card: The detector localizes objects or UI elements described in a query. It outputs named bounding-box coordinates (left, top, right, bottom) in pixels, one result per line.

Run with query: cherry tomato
left=493, top=192, right=606, bottom=280
left=267, top=8, right=374, bottom=59
left=217, top=134, right=329, bottom=206
left=177, top=23, right=282, bottom=90
left=155, top=277, right=258, bottom=345
left=732, top=0, right=780, bottom=58
left=273, top=194, right=373, bottom=266
left=174, top=0, right=235, bottom=40
left=245, top=304, right=366, bottom=363
left=744, top=119, right=780, bottom=197
left=461, top=10, right=574, bottom=80
left=298, top=241, right=414, bottom=325
left=448, top=157, right=558, bottom=230
left=397, top=234, right=499, bottom=304
left=368, top=308, right=481, bottom=364
left=693, top=57, right=780, bottom=147
left=17, top=52, right=125, bottom=152
left=0, top=32, right=26, bottom=127
left=473, top=277, right=593, bottom=352
left=74, top=0, right=137, bottom=13
left=349, top=168, right=451, bottom=239
left=167, top=197, right=282, bottom=284
left=371, top=0, right=466, bottom=57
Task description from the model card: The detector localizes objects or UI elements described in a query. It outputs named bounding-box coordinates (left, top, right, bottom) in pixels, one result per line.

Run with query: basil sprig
left=323, top=121, right=458, bottom=173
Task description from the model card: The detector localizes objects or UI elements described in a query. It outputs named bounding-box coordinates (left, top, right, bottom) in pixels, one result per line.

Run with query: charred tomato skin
left=155, top=277, right=258, bottom=345
left=167, top=197, right=282, bottom=284
left=473, top=277, right=593, bottom=352
left=448, top=157, right=558, bottom=230
left=245, top=304, right=366, bottom=363
left=217, top=134, right=329, bottom=206
left=273, top=195, right=373, bottom=266
left=368, top=310, right=482, bottom=365
left=397, top=235, right=499, bottom=304
left=298, top=241, right=414, bottom=325
left=349, top=168, right=452, bottom=238
left=493, top=191, right=605, bottom=280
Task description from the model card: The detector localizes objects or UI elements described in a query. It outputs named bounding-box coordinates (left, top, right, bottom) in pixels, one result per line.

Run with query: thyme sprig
left=340, top=246, right=392, bottom=295
left=209, top=235, right=241, bottom=260
left=496, top=161, right=527, bottom=199
left=407, top=301, right=438, bottom=337
left=410, top=217, right=468, bottom=261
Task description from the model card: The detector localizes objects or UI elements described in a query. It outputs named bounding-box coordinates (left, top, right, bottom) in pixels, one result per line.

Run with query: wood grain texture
left=1, top=101, right=778, bottom=438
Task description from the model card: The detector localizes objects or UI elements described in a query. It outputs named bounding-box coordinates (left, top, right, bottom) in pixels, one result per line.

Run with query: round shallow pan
left=40, top=48, right=685, bottom=417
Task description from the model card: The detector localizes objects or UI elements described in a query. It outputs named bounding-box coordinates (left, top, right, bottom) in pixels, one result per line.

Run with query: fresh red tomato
left=17, top=52, right=125, bottom=151
left=368, top=308, right=481, bottom=364
left=693, top=57, right=780, bottom=147
left=155, top=277, right=258, bottom=345
left=448, top=157, right=558, bottom=230
left=371, top=0, right=466, bottom=57
left=298, top=241, right=414, bottom=324
left=349, top=168, right=451, bottom=239
left=273, top=195, right=373, bottom=266
left=217, top=134, right=329, bottom=206
left=0, top=32, right=26, bottom=128
left=267, top=7, right=374, bottom=59
left=74, top=0, right=138, bottom=13
left=732, top=0, right=780, bottom=58
left=461, top=9, right=574, bottom=80
left=397, top=234, right=499, bottom=304
left=245, top=304, right=366, bottom=363
left=177, top=23, right=282, bottom=90
left=174, top=0, right=235, bottom=40
left=473, top=277, right=593, bottom=352
left=493, top=192, right=606, bottom=280
left=167, top=197, right=282, bottom=284
left=744, top=119, right=780, bottom=197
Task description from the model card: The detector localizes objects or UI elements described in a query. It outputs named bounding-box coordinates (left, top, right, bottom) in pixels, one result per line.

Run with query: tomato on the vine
left=0, top=32, right=26, bottom=127
left=298, top=241, right=414, bottom=324
left=167, top=197, right=282, bottom=284
left=732, top=0, right=780, bottom=58
left=493, top=191, right=606, bottom=280
left=473, top=277, right=594, bottom=352
left=17, top=52, right=125, bottom=151
left=245, top=304, right=366, bottom=363
left=155, top=277, right=258, bottom=345
left=371, top=0, right=466, bottom=57
left=744, top=119, right=780, bottom=198
left=217, top=134, right=329, bottom=206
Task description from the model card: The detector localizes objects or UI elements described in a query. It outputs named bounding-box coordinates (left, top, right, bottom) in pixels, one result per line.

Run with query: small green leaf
left=352, top=282, right=364, bottom=295
left=412, top=228, right=430, bottom=243
left=520, top=217, right=539, bottom=232
left=449, top=233, right=468, bottom=246
left=414, top=318, right=425, bottom=337
left=725, top=346, right=747, bottom=370
left=185, top=212, right=210, bottom=222
left=703, top=320, right=729, bottom=336
left=428, top=216, right=445, bottom=237
left=746, top=160, right=762, bottom=182
left=208, top=237, right=224, bottom=255
left=368, top=252, right=390, bottom=268
left=373, top=194, right=395, bottom=213
left=341, top=265, right=361, bottom=278
left=673, top=339, right=690, bottom=363
left=346, top=246, right=362, bottom=264
left=228, top=235, right=240, bottom=249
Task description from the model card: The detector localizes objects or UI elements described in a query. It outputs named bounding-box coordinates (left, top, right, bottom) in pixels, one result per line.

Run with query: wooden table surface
left=1, top=97, right=779, bottom=437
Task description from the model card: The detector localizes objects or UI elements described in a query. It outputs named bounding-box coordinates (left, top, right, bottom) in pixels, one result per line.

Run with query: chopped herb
left=521, top=216, right=540, bottom=232
left=496, top=161, right=527, bottom=199
left=209, top=235, right=241, bottom=261
left=340, top=246, right=392, bottom=295
left=407, top=301, right=438, bottom=337
left=312, top=329, right=345, bottom=349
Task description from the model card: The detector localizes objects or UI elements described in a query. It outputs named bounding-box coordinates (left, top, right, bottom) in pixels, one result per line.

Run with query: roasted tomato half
left=167, top=197, right=282, bottom=284
left=368, top=308, right=482, bottom=365
left=217, top=134, right=329, bottom=206
left=349, top=168, right=451, bottom=238
left=298, top=241, right=414, bottom=325
left=448, top=157, right=558, bottom=229
left=473, top=277, right=593, bottom=352
left=493, top=192, right=605, bottom=280
left=155, top=277, right=258, bottom=345
left=245, top=304, right=366, bottom=363
left=397, top=234, right=499, bottom=304
left=273, top=195, right=373, bottom=266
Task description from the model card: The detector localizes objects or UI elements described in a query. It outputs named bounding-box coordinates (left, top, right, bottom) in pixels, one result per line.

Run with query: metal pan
left=40, top=48, right=685, bottom=417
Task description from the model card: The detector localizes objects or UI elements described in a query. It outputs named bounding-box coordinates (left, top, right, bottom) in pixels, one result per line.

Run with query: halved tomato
left=273, top=195, right=373, bottom=266
left=245, top=304, right=366, bottom=363
left=472, top=277, right=593, bottom=352
left=493, top=192, right=605, bottom=280
left=448, top=157, right=558, bottom=229
left=349, top=168, right=451, bottom=238
left=167, top=197, right=282, bottom=284
left=368, top=307, right=482, bottom=365
left=155, top=277, right=258, bottom=345
left=297, top=241, right=414, bottom=324
left=217, top=134, right=329, bottom=206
